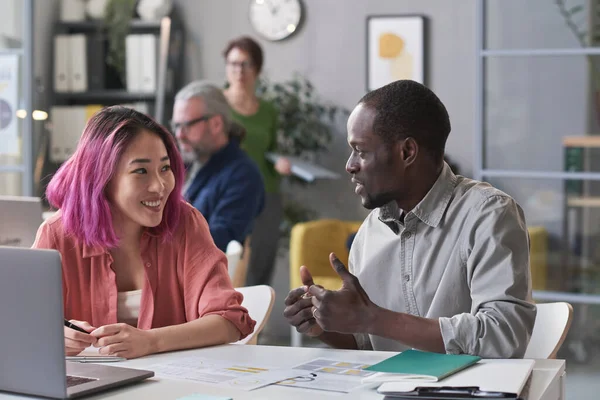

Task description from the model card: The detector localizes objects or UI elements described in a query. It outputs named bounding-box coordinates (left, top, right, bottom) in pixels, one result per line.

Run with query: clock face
left=249, top=0, right=303, bottom=41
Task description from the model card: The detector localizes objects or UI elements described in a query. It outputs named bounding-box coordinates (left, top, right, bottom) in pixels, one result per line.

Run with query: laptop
left=0, top=247, right=154, bottom=399
left=0, top=195, right=44, bottom=247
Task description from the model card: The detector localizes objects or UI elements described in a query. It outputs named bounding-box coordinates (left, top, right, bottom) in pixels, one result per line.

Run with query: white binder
left=60, top=0, right=86, bottom=22
left=139, top=34, right=157, bottom=93
left=125, top=34, right=141, bottom=92
left=69, top=34, right=88, bottom=92
left=54, top=35, right=70, bottom=93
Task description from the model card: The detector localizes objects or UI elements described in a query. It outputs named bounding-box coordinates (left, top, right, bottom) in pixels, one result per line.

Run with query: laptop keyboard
left=66, top=375, right=97, bottom=387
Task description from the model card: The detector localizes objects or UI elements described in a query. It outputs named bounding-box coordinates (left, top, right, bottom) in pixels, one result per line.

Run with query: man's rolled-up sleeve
left=438, top=195, right=536, bottom=358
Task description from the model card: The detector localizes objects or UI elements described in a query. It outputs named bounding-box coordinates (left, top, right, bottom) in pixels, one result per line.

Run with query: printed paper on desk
left=148, top=356, right=299, bottom=391
left=275, top=357, right=379, bottom=394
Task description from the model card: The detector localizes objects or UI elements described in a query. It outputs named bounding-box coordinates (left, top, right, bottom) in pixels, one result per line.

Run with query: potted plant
left=103, top=0, right=138, bottom=86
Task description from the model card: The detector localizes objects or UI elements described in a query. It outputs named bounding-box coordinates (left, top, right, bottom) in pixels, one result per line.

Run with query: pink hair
left=46, top=106, right=186, bottom=248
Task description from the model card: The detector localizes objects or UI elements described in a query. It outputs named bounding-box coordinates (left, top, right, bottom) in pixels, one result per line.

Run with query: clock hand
left=264, top=0, right=276, bottom=14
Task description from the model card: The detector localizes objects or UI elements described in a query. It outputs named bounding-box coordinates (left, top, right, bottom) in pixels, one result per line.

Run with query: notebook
left=362, top=350, right=481, bottom=384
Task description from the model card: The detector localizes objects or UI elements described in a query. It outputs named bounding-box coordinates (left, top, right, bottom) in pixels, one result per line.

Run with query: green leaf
left=569, top=5, right=583, bottom=14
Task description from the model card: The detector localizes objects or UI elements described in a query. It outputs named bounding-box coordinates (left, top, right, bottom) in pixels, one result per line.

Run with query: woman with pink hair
left=33, top=106, right=255, bottom=359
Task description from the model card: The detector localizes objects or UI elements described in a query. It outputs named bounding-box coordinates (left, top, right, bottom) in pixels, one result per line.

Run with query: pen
left=66, top=356, right=126, bottom=363
left=64, top=319, right=89, bottom=334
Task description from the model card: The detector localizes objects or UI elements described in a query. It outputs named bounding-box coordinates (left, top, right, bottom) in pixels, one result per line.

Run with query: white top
left=117, top=289, right=142, bottom=327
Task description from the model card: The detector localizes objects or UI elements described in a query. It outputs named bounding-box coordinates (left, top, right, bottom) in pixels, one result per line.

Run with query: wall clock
left=249, top=0, right=303, bottom=41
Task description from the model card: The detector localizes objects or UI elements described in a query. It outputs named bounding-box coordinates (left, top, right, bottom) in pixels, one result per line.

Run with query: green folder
left=364, top=350, right=481, bottom=382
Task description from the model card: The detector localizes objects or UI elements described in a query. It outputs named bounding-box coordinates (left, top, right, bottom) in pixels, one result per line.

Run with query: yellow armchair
left=288, top=220, right=548, bottom=346
left=290, top=219, right=362, bottom=292
left=528, top=226, right=548, bottom=291
left=289, top=221, right=548, bottom=292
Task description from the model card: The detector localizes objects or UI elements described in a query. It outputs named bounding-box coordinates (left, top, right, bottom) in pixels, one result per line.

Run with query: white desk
left=0, top=345, right=566, bottom=400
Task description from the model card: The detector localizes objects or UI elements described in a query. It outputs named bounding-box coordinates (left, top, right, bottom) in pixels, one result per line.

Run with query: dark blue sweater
left=184, top=140, right=265, bottom=251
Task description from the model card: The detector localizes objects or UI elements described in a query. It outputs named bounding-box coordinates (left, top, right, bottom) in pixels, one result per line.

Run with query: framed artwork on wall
left=366, top=15, right=426, bottom=91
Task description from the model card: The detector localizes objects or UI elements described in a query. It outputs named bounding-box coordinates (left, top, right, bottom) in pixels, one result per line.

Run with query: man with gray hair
left=172, top=80, right=265, bottom=252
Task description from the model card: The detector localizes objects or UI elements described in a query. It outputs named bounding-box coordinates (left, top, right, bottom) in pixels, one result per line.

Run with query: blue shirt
left=185, top=140, right=265, bottom=251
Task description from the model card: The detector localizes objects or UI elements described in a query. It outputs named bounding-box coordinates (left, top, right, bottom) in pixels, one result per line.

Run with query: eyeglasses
left=226, top=61, right=254, bottom=70
left=170, top=115, right=213, bottom=133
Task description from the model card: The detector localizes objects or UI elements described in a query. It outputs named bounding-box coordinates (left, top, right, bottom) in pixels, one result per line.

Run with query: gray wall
left=175, top=0, right=476, bottom=222
left=28, top=0, right=590, bottom=226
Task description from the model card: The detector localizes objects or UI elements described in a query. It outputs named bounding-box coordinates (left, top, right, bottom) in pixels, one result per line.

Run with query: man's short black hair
left=359, top=80, right=451, bottom=161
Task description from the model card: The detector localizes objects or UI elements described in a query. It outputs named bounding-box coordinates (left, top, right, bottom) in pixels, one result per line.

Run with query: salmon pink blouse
left=33, top=202, right=255, bottom=340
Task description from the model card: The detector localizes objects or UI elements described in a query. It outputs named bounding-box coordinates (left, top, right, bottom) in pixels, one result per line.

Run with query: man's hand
left=283, top=265, right=324, bottom=337
left=309, top=253, right=377, bottom=334
left=91, top=323, right=156, bottom=359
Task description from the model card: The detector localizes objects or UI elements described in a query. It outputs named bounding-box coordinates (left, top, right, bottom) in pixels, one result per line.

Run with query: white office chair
left=524, top=302, right=573, bottom=359
left=234, top=285, right=275, bottom=345
left=225, top=240, right=243, bottom=281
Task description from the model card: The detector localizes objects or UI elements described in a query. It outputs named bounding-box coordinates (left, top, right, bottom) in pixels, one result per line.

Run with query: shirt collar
left=82, top=242, right=106, bottom=258
left=81, top=229, right=158, bottom=259
left=378, top=161, right=457, bottom=230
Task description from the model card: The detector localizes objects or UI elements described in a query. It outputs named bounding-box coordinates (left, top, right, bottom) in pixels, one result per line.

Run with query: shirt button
left=145, top=263, right=151, bottom=268
left=404, top=274, right=410, bottom=282
left=405, top=232, right=412, bottom=239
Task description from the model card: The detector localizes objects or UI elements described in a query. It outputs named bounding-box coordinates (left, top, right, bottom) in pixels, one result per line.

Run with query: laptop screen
left=0, top=195, right=44, bottom=247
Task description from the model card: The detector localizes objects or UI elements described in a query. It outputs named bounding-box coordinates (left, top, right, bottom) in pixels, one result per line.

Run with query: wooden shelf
left=563, top=136, right=600, bottom=148
left=55, top=19, right=162, bottom=34
left=53, top=91, right=157, bottom=103
left=567, top=196, right=600, bottom=208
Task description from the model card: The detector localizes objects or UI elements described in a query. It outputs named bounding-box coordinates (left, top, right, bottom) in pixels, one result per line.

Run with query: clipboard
left=380, top=386, right=520, bottom=399
left=377, top=360, right=533, bottom=400
left=265, top=152, right=340, bottom=182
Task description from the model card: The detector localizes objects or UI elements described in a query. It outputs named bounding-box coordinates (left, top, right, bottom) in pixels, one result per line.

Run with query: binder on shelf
left=53, top=34, right=88, bottom=93
left=53, top=35, right=70, bottom=93
left=139, top=34, right=158, bottom=93
left=59, top=0, right=86, bottom=22
left=126, top=34, right=158, bottom=93
left=125, top=34, right=141, bottom=92
left=69, top=34, right=88, bottom=92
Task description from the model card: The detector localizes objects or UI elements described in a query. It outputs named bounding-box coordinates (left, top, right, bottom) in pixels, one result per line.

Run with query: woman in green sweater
left=223, top=36, right=291, bottom=287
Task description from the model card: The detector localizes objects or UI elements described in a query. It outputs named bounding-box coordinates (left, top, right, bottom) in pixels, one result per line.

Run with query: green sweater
left=231, top=99, right=280, bottom=194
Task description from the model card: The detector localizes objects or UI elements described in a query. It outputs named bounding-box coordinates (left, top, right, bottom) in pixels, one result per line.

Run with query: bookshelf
left=39, top=10, right=185, bottom=200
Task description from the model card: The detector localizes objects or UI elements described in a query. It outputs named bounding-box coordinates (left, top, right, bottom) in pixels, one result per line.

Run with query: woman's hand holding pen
left=91, top=323, right=155, bottom=359
left=64, top=319, right=97, bottom=356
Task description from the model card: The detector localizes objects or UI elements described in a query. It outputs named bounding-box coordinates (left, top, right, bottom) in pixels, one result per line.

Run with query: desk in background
left=0, top=345, right=566, bottom=400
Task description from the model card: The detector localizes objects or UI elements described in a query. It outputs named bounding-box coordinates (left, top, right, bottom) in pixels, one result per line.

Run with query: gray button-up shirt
left=350, top=162, right=536, bottom=358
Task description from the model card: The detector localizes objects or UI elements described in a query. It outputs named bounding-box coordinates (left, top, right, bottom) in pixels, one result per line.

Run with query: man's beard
left=180, top=148, right=197, bottom=163
left=179, top=142, right=210, bottom=164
